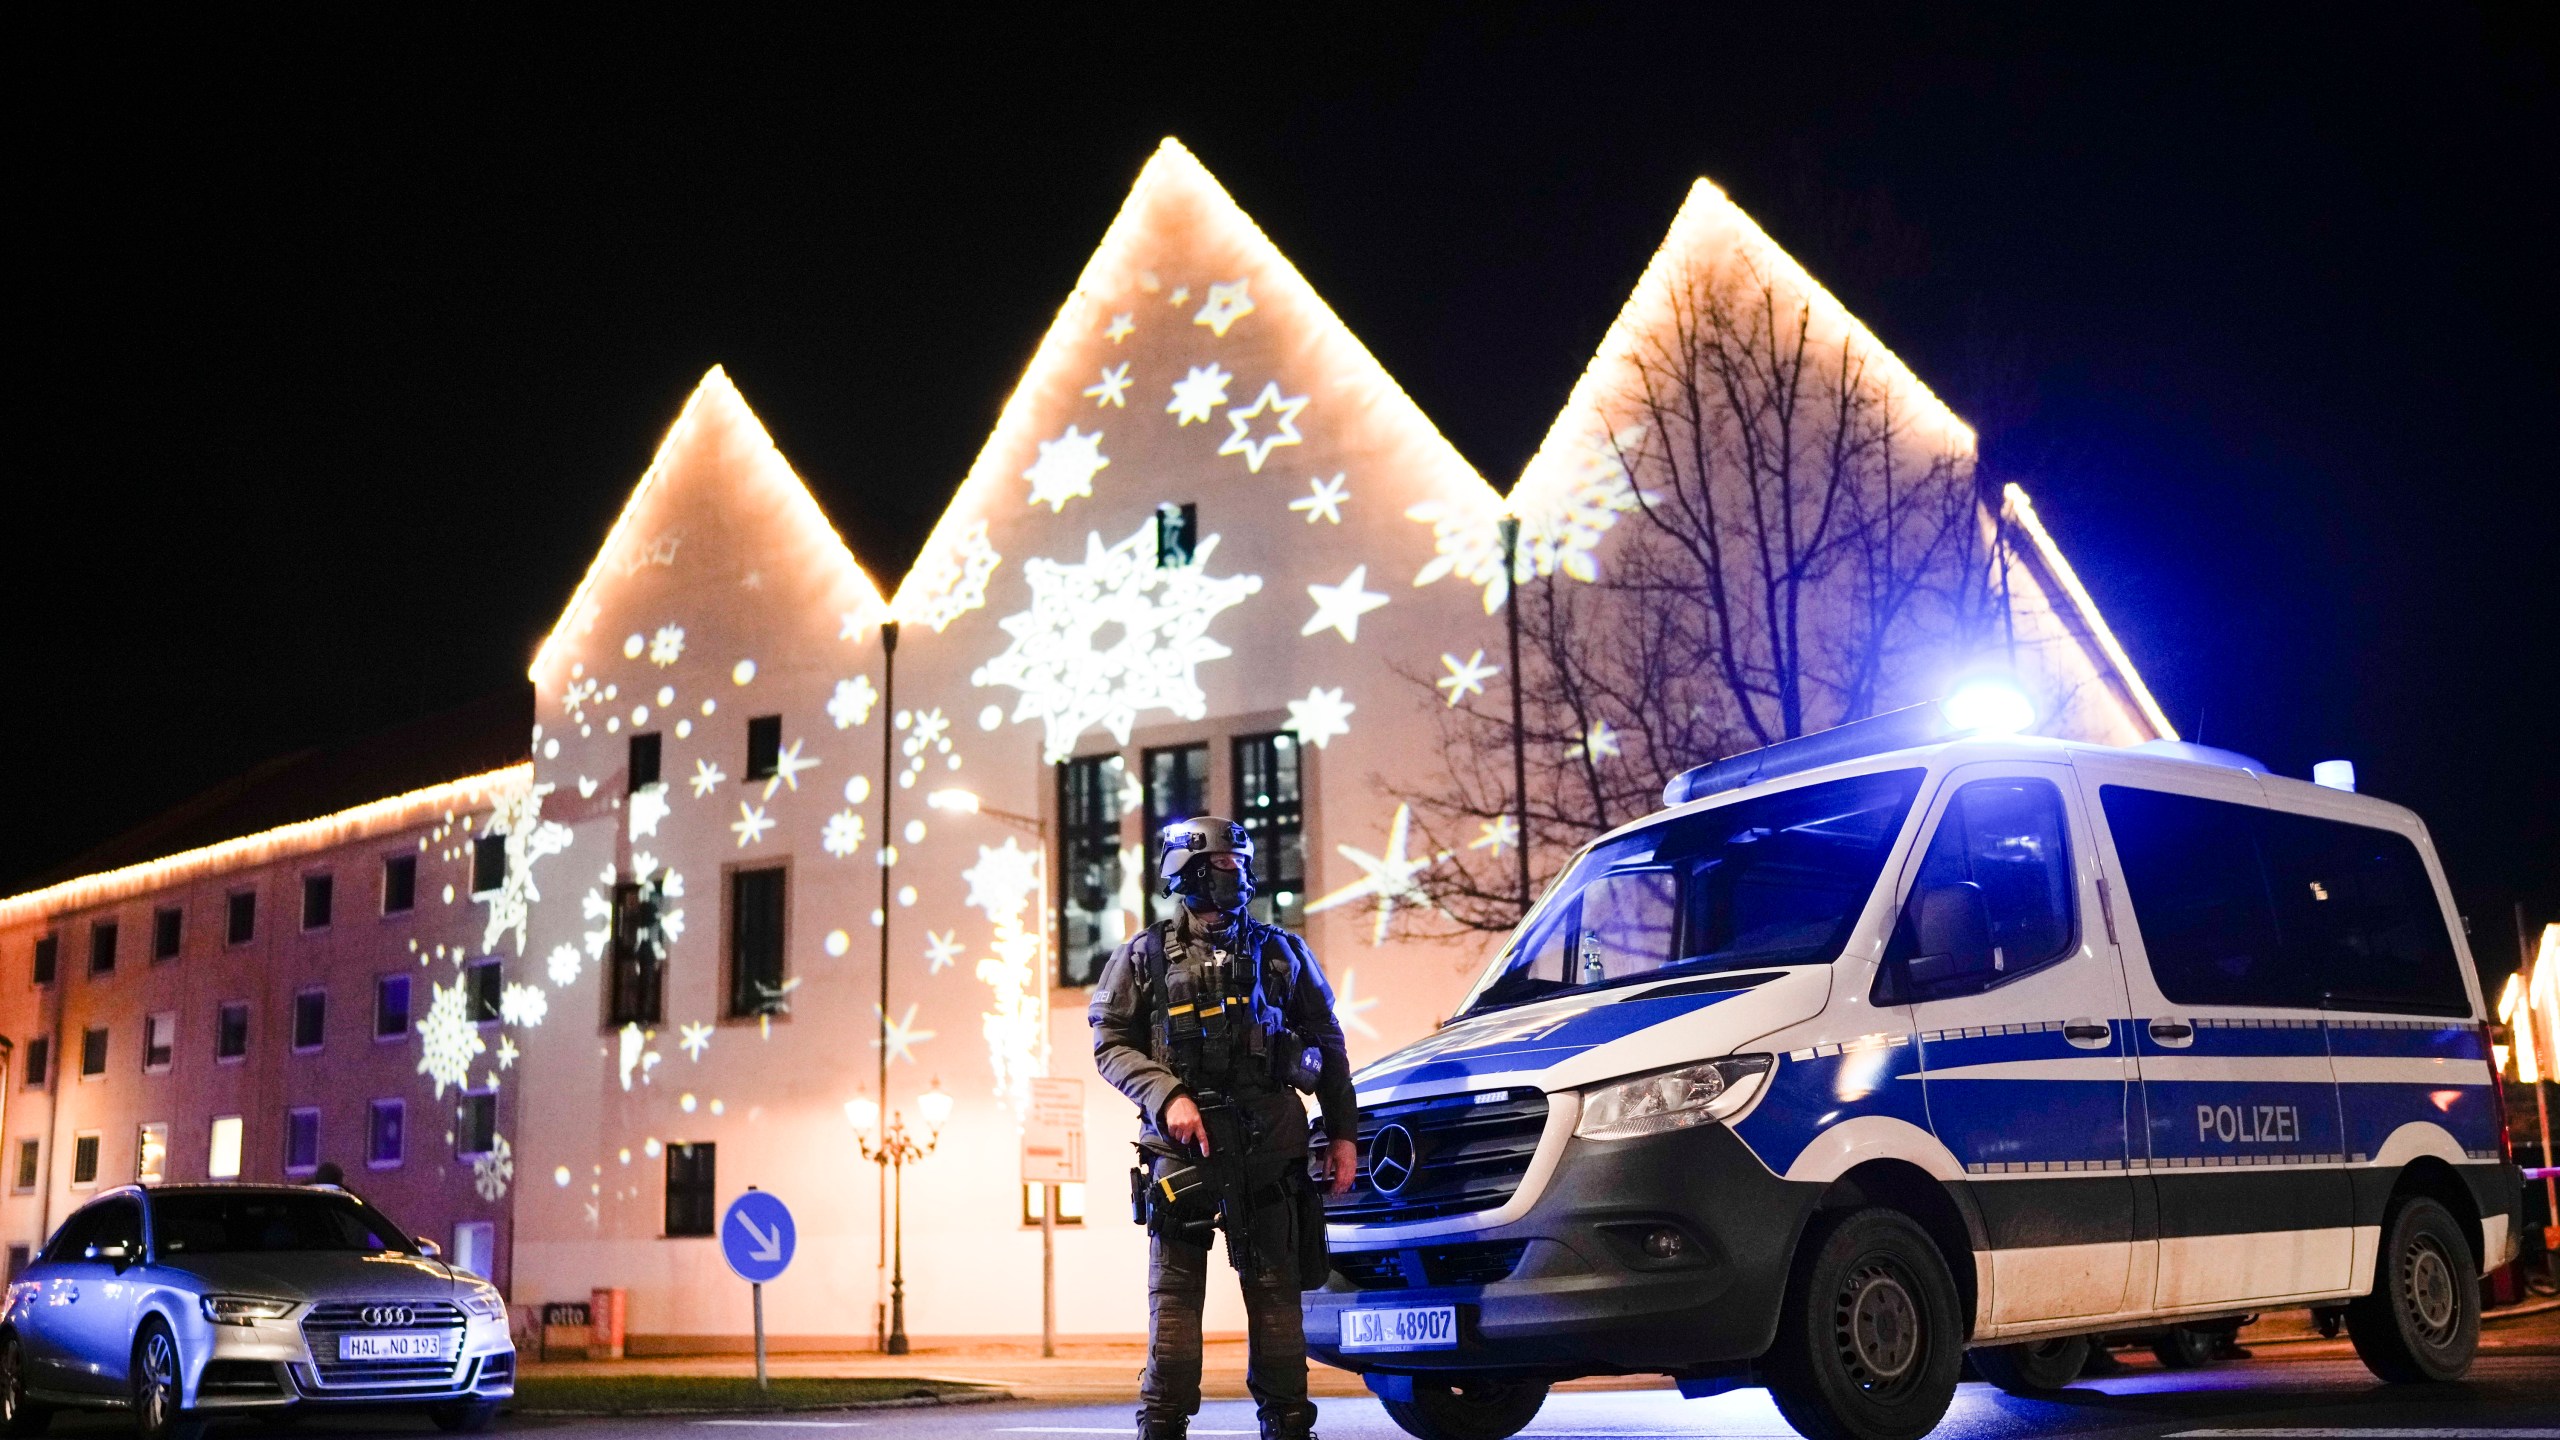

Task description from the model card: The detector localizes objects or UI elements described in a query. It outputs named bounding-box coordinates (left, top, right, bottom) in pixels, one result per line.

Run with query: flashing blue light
left=2312, top=759, right=2357, bottom=793
left=1940, top=680, right=2035, bottom=736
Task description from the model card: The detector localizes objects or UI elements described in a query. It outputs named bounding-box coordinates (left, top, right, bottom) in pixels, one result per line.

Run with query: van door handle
left=2061, top=1019, right=2113, bottom=1048
left=2148, top=1018, right=2195, bottom=1048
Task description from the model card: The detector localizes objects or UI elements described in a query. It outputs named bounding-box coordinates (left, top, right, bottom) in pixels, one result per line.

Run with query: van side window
left=2100, top=787, right=2299, bottom=1007
left=1901, top=777, right=2075, bottom=996
left=2257, top=809, right=2466, bottom=1015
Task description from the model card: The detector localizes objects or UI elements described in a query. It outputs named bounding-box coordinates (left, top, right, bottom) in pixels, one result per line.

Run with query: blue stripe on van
left=2326, top=1022, right=2485, bottom=1061
left=1353, top=984, right=1757, bottom=1090
left=1729, top=1041, right=1929, bottom=1177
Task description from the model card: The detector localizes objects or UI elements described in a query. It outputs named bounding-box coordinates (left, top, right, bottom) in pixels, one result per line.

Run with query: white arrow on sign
left=732, top=1211, right=785, bottom=1263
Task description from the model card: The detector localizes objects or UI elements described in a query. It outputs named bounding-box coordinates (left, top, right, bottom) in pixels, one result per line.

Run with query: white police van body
left=1306, top=703, right=2521, bottom=1440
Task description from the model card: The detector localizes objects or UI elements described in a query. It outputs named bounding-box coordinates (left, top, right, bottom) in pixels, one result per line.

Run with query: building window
left=71, top=1133, right=101, bottom=1188
left=465, top=959, right=503, bottom=1024
left=745, top=715, right=783, bottom=781
left=23, top=1037, right=48, bottom=1088
left=215, top=1002, right=250, bottom=1062
left=292, top=989, right=327, bottom=1053
left=665, top=1142, right=716, bottom=1237
left=89, top=920, right=118, bottom=977
left=13, top=1139, right=38, bottom=1193
left=302, top=873, right=334, bottom=931
left=376, top=975, right=412, bottom=1039
left=1022, top=1182, right=1088, bottom=1227
left=136, top=1123, right=168, bottom=1185
left=207, top=1116, right=243, bottom=1180
left=80, top=1026, right=108, bottom=1079
left=152, top=906, right=183, bottom=962
left=608, top=882, right=665, bottom=1027
left=472, top=836, right=507, bottom=897
left=31, top=934, right=57, bottom=986
left=451, top=1221, right=496, bottom=1280
left=1155, top=501, right=1199, bottom=566
left=456, top=1091, right=497, bottom=1158
left=368, top=1100, right=405, bottom=1169
left=143, top=1012, right=176, bottom=1073
left=630, top=733, right=663, bottom=792
left=1058, top=754, right=1129, bottom=988
left=1233, top=732, right=1307, bottom=931
left=283, top=1108, right=321, bottom=1175
left=227, top=890, right=256, bottom=946
left=727, top=867, right=788, bottom=1018
left=383, top=854, right=417, bottom=915
left=1143, top=743, right=1210, bottom=847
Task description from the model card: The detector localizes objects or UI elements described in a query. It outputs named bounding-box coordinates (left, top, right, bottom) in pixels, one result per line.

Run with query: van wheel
left=0, top=1335, right=50, bottom=1436
left=1763, top=1209, right=1963, bottom=1440
left=1377, top=1377, right=1547, bottom=1440
left=2149, top=1325, right=2219, bottom=1369
left=2345, top=1194, right=2479, bottom=1383
left=1970, top=1334, right=2091, bottom=1393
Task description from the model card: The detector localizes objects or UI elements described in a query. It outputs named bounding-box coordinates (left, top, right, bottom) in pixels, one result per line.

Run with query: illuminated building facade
left=0, top=140, right=2169, bottom=1346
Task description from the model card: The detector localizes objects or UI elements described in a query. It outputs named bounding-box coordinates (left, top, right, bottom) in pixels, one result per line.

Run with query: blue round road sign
left=720, top=1190, right=796, bottom=1284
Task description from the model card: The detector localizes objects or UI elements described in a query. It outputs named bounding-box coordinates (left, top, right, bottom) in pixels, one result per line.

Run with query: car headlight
left=1574, top=1055, right=1773, bottom=1141
left=459, top=1288, right=505, bottom=1320
left=202, top=1294, right=297, bottom=1325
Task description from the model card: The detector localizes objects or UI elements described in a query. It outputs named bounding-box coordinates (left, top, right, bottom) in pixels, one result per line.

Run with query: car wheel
left=2149, top=1325, right=2219, bottom=1369
left=1763, top=1208, right=1964, bottom=1440
left=1970, top=1334, right=2091, bottom=1394
left=1377, top=1378, right=1547, bottom=1440
left=129, top=1320, right=205, bottom=1440
left=428, top=1400, right=503, bottom=1433
left=0, top=1334, right=50, bottom=1436
left=2345, top=1194, right=2480, bottom=1383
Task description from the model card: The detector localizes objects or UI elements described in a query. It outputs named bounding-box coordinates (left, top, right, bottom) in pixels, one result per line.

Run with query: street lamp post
left=854, top=1084, right=952, bottom=1357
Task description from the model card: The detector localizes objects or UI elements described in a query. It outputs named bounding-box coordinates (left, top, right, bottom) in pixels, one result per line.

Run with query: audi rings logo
left=1367, top=1124, right=1418, bottom=1195
left=361, top=1305, right=416, bottom=1328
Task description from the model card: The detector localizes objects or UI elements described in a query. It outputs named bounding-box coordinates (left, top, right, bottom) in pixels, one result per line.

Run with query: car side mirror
left=88, top=1242, right=131, bottom=1268
left=414, top=1237, right=442, bottom=1258
left=1906, top=881, right=1997, bottom=992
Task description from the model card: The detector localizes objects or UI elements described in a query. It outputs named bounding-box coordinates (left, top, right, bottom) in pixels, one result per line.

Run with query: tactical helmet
left=1157, top=815, right=1255, bottom=898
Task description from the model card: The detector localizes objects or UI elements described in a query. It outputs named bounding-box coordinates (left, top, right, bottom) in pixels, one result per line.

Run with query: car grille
left=197, top=1359, right=287, bottom=1398
left=1332, top=1240, right=1530, bottom=1291
left=299, top=1300, right=468, bottom=1389
left=1319, top=1089, right=1550, bottom=1225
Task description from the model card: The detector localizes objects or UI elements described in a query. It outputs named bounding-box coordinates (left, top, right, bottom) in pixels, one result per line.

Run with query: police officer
left=1091, top=817, right=1359, bottom=1440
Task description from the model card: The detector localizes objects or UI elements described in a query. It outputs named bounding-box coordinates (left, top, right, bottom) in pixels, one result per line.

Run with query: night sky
left=15, top=12, right=2553, bottom=982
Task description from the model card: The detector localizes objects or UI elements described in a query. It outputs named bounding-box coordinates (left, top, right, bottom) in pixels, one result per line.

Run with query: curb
left=511, top=1385, right=1014, bottom=1418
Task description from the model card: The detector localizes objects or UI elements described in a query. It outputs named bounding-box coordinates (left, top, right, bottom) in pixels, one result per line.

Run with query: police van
left=1306, top=691, right=2523, bottom=1440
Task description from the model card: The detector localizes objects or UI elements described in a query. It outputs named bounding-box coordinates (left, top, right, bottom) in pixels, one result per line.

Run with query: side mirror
left=414, top=1237, right=443, bottom=1259
left=88, top=1242, right=132, bottom=1268
left=1906, top=881, right=1997, bottom=992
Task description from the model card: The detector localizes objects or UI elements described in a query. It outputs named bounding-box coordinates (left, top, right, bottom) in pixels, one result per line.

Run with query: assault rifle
left=1129, top=1090, right=1268, bottom=1277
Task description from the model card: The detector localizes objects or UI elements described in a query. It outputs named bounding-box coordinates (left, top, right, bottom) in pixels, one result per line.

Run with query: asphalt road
left=32, top=1353, right=2560, bottom=1440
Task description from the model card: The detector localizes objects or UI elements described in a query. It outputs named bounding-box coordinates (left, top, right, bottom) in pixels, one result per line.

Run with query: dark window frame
left=301, top=873, right=334, bottom=931
left=368, top=1099, right=406, bottom=1170
left=31, top=934, right=57, bottom=987
left=152, top=906, right=183, bottom=963
left=214, top=1002, right=251, bottom=1063
left=11, top=1139, right=37, bottom=1194
left=80, top=1026, right=109, bottom=1079
left=464, top=959, right=503, bottom=1025
left=382, top=854, right=418, bottom=916
left=1232, top=731, right=1308, bottom=932
left=226, top=890, right=256, bottom=947
left=664, top=1142, right=716, bottom=1237
left=608, top=882, right=665, bottom=1027
left=1882, top=775, right=2081, bottom=1003
left=283, top=1107, right=321, bottom=1175
left=70, top=1133, right=101, bottom=1188
left=89, top=920, right=118, bottom=977
left=291, top=988, right=327, bottom=1054
left=22, top=1037, right=48, bottom=1088
left=471, top=836, right=508, bottom=897
left=142, top=1011, right=176, bottom=1073
left=455, top=1090, right=498, bottom=1158
left=1058, top=753, right=1129, bottom=988
left=629, top=732, right=664, bottom=793
left=744, top=715, right=783, bottom=781
left=375, top=974, right=413, bottom=1040
left=1142, top=742, right=1212, bottom=847
left=726, top=865, right=790, bottom=1019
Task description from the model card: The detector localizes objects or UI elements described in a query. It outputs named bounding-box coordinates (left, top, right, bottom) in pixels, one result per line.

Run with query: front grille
left=299, top=1300, right=468, bottom=1390
left=197, top=1360, right=287, bottom=1397
left=1333, top=1250, right=1409, bottom=1290
left=1333, top=1239, right=1530, bottom=1291
left=1321, top=1089, right=1550, bottom=1225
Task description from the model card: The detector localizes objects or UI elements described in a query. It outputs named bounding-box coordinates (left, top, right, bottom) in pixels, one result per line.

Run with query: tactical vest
left=1136, top=918, right=1318, bottom=1096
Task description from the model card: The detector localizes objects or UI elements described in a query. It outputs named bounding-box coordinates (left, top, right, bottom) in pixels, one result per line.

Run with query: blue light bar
left=1661, top=702, right=1956, bottom=808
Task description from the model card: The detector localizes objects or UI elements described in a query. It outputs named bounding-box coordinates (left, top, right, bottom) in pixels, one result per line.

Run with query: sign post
left=1022, top=1077, right=1086, bottom=1359
left=720, top=1188, right=797, bottom=1390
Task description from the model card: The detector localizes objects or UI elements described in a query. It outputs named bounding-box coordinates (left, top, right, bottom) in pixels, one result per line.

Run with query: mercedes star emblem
left=1368, top=1123, right=1418, bottom=1195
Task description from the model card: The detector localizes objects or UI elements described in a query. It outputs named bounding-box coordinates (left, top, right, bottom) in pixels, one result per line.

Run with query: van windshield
left=1462, top=768, right=1924, bottom=1015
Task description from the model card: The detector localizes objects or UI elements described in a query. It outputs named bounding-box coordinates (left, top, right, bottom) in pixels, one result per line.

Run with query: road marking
left=693, top=1424, right=868, bottom=1431
left=2168, top=1431, right=2560, bottom=1438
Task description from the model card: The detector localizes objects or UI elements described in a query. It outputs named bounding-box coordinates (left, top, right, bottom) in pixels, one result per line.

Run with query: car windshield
left=150, top=1191, right=416, bottom=1257
left=1462, top=768, right=1925, bottom=1015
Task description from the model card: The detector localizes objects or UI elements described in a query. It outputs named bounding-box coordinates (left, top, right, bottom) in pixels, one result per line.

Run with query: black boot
left=1258, top=1415, right=1316, bottom=1440
left=1137, top=1412, right=1188, bottom=1440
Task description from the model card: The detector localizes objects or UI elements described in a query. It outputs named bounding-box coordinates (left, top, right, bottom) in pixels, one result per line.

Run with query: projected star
left=1168, top=285, right=1191, bottom=306
left=1083, top=362, right=1132, bottom=409
left=1332, top=968, right=1381, bottom=1040
left=1569, top=720, right=1622, bottom=761
left=1023, top=424, right=1109, bottom=512
left=1306, top=803, right=1446, bottom=944
left=761, top=738, right=819, bottom=798
left=1285, top=686, right=1355, bottom=750
left=1290, top=473, right=1348, bottom=524
left=689, top=758, right=726, bottom=798
left=730, top=801, right=775, bottom=848
left=1437, top=650, right=1498, bottom=706
left=1193, top=279, right=1256, bottom=337
left=1302, top=565, right=1388, bottom=642
left=1219, top=382, right=1307, bottom=473
left=1471, top=814, right=1520, bottom=856
left=875, top=1003, right=937, bottom=1066
left=924, top=929, right=964, bottom=975
left=1165, top=364, right=1232, bottom=426
left=1104, top=311, right=1135, bottom=343
left=678, top=1022, right=713, bottom=1061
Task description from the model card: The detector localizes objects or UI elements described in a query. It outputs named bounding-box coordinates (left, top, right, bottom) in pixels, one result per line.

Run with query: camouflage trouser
left=1139, top=1229, right=1315, bottom=1432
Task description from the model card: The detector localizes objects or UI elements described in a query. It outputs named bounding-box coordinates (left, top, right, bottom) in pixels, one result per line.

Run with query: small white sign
left=1022, top=1076, right=1085, bottom=1183
left=339, top=1332, right=445, bottom=1362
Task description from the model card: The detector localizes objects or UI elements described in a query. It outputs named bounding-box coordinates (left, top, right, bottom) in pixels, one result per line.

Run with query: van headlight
left=1575, top=1055, right=1773, bottom=1141
left=202, top=1294, right=296, bottom=1325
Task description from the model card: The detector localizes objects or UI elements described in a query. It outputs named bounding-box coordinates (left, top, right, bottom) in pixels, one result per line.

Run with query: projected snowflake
left=1284, top=686, right=1354, bottom=750
left=1084, top=362, right=1132, bottom=408
left=903, top=520, right=1000, bottom=633
left=690, top=759, right=726, bottom=798
left=828, top=675, right=880, bottom=729
left=1568, top=720, right=1621, bottom=761
left=731, top=802, right=775, bottom=848
left=972, top=519, right=1263, bottom=762
left=1024, top=424, right=1109, bottom=512
left=1437, top=651, right=1498, bottom=706
left=963, top=837, right=1043, bottom=929
left=628, top=785, right=670, bottom=841
left=473, top=1135, right=514, bottom=1202
left=546, top=943, right=582, bottom=988
left=761, top=738, right=819, bottom=797
left=1218, top=382, right=1307, bottom=473
left=649, top=626, right=686, bottom=667
left=478, top=781, right=573, bottom=956
left=1471, top=815, right=1520, bottom=855
left=1410, top=425, right=1651, bottom=611
left=1290, top=473, right=1348, bottom=525
left=678, top=1022, right=714, bottom=1061
left=976, top=920, right=1046, bottom=1114
left=822, top=810, right=866, bottom=859
left=1166, top=364, right=1232, bottom=425
left=617, top=1023, right=661, bottom=1091
left=499, top=983, right=548, bottom=1030
left=876, top=1003, right=936, bottom=1066
left=924, top=929, right=964, bottom=974
left=416, top=980, right=487, bottom=1099
left=1193, top=279, right=1256, bottom=337
left=1307, top=802, right=1448, bottom=944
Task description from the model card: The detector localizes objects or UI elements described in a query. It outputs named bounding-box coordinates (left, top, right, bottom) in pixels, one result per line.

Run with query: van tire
left=2149, top=1325, right=2219, bottom=1369
left=2345, top=1194, right=2479, bottom=1383
left=1377, top=1377, right=1548, bottom=1440
left=1763, top=1209, right=1963, bottom=1440
left=1969, top=1334, right=2090, bottom=1393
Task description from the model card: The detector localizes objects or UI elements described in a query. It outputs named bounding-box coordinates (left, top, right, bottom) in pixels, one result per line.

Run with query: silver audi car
left=0, top=1183, right=514, bottom=1438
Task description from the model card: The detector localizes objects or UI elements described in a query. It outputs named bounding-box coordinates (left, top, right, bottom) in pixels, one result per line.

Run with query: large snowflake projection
left=617, top=1022, right=661, bottom=1090
left=1408, top=425, right=1651, bottom=611
left=1302, top=565, right=1389, bottom=642
left=972, top=520, right=1263, bottom=762
left=976, top=921, right=1047, bottom=1114
left=821, top=809, right=866, bottom=859
left=690, top=759, right=726, bottom=798
left=1083, top=362, right=1132, bottom=408
left=477, top=781, right=573, bottom=956
left=731, top=801, right=775, bottom=848
left=1218, top=382, right=1307, bottom=473
left=761, top=738, right=819, bottom=797
left=649, top=625, right=686, bottom=667
left=546, top=944, right=582, bottom=988
left=1332, top=968, right=1381, bottom=1040
left=1284, top=686, right=1354, bottom=750
left=1165, top=364, right=1232, bottom=425
left=876, top=1003, right=937, bottom=1066
left=1023, top=424, right=1109, bottom=512
left=1306, top=802, right=1448, bottom=944
left=499, top=983, right=549, bottom=1029
left=924, top=929, right=964, bottom=974
left=963, top=838, right=1043, bottom=928
left=472, top=1135, right=514, bottom=1202
left=678, top=1021, right=714, bottom=1061
left=628, top=784, right=670, bottom=841
left=1290, top=473, right=1348, bottom=524
left=828, top=675, right=880, bottom=729
left=416, top=980, right=487, bottom=1099
left=1437, top=650, right=1498, bottom=706
left=1193, top=278, right=1256, bottom=336
left=902, top=521, right=1001, bottom=633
